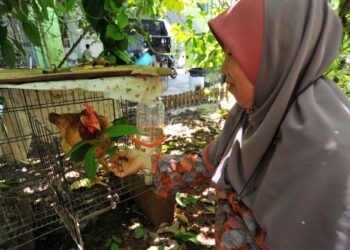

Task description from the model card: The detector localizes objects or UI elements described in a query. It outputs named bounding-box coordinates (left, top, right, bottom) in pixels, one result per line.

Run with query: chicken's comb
left=83, top=103, right=94, bottom=113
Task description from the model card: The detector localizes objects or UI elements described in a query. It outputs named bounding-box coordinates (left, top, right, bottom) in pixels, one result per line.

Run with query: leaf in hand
left=112, top=117, right=129, bottom=125
left=106, top=146, right=119, bottom=157
left=84, top=146, right=98, bottom=180
left=105, top=124, right=140, bottom=139
left=66, top=140, right=92, bottom=162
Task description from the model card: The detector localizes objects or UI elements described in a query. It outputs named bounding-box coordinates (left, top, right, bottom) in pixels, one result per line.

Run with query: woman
left=112, top=0, right=350, bottom=249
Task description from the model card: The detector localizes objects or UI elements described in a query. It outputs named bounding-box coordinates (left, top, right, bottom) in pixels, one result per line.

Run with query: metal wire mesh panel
left=0, top=88, right=137, bottom=163
left=28, top=115, right=150, bottom=249
left=0, top=113, right=63, bottom=249
left=0, top=88, right=145, bottom=249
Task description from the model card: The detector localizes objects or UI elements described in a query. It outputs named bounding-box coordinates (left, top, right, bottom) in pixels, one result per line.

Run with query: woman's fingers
left=114, top=149, right=142, bottom=161
left=111, top=154, right=143, bottom=177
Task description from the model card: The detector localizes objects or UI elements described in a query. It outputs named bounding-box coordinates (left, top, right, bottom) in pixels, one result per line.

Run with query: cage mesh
left=0, top=85, right=226, bottom=249
left=0, top=88, right=148, bottom=249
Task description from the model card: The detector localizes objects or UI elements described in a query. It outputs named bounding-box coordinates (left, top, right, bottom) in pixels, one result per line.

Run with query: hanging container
left=134, top=99, right=165, bottom=184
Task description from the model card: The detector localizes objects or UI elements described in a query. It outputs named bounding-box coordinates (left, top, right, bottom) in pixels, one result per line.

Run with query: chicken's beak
left=92, top=122, right=101, bottom=131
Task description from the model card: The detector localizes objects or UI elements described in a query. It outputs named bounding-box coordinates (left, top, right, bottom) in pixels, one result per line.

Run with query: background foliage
left=0, top=0, right=349, bottom=96
left=0, top=0, right=184, bottom=67
left=327, top=0, right=350, bottom=98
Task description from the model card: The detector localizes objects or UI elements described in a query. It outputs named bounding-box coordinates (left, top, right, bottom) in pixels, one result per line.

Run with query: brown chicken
left=48, top=103, right=111, bottom=153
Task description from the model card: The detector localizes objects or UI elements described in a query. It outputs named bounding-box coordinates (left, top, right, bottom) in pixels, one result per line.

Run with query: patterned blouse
left=150, top=153, right=268, bottom=250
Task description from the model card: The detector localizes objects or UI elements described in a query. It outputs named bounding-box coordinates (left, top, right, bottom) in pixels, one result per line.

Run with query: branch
left=57, top=29, right=88, bottom=68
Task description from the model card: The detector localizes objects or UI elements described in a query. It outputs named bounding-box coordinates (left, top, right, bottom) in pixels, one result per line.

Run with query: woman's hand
left=111, top=149, right=151, bottom=177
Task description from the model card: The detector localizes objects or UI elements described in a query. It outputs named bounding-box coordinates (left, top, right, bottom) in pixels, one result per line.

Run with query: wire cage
left=0, top=88, right=150, bottom=249
left=0, top=80, right=227, bottom=249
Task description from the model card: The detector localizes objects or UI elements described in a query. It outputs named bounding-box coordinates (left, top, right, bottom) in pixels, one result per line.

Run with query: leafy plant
left=0, top=0, right=185, bottom=68
left=170, top=1, right=229, bottom=70
left=171, top=0, right=350, bottom=98
left=134, top=224, right=149, bottom=241
left=175, top=193, right=199, bottom=208
left=105, top=234, right=122, bottom=250
left=175, top=231, right=200, bottom=245
left=66, top=119, right=140, bottom=180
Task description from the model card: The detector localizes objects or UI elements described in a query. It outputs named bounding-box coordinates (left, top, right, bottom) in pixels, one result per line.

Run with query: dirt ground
left=36, top=181, right=215, bottom=250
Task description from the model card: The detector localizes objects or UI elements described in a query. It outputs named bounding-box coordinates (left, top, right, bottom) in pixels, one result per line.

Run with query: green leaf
left=114, top=49, right=130, bottom=63
left=205, top=205, right=215, bottom=213
left=117, top=10, right=129, bottom=29
left=106, top=146, right=118, bottom=157
left=185, top=19, right=193, bottom=30
left=39, top=0, right=55, bottom=9
left=112, top=235, right=122, bottom=244
left=84, top=146, right=98, bottom=179
left=104, top=0, right=118, bottom=13
left=82, top=0, right=105, bottom=19
left=9, top=38, right=26, bottom=56
left=0, top=39, right=15, bottom=68
left=162, top=0, right=184, bottom=13
left=134, top=226, right=147, bottom=239
left=55, top=2, right=66, bottom=13
left=66, top=140, right=92, bottom=161
left=105, top=238, right=112, bottom=247
left=32, top=2, right=46, bottom=21
left=184, top=196, right=199, bottom=205
left=65, top=0, right=75, bottom=12
left=106, top=24, right=125, bottom=41
left=69, top=178, right=93, bottom=190
left=21, top=19, right=41, bottom=47
left=105, top=124, right=139, bottom=138
left=0, top=5, right=8, bottom=16
left=175, top=193, right=186, bottom=208
left=105, top=54, right=116, bottom=65
left=111, top=243, right=120, bottom=250
left=175, top=231, right=200, bottom=245
left=128, top=36, right=137, bottom=45
left=112, top=117, right=128, bottom=125
left=2, top=0, right=13, bottom=11
left=0, top=24, right=8, bottom=42
left=17, top=0, right=29, bottom=16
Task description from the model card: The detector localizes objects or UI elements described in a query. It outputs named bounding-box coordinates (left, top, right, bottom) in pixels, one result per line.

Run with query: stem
left=98, top=158, right=110, bottom=174
left=57, top=29, right=88, bottom=68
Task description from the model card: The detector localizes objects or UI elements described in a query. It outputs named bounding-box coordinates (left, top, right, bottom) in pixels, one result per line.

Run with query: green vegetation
left=105, top=234, right=122, bottom=250
left=0, top=0, right=349, bottom=96
left=327, top=0, right=350, bottom=98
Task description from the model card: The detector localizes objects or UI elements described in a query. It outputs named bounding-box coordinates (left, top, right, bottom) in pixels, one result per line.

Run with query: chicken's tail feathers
left=48, top=113, right=61, bottom=125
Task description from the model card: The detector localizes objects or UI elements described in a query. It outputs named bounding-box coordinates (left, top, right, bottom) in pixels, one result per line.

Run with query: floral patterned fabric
left=151, top=154, right=267, bottom=249
left=151, top=154, right=210, bottom=198
left=216, top=191, right=268, bottom=250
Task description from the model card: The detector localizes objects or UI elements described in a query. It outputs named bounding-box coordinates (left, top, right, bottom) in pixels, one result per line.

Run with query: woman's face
left=221, top=54, right=255, bottom=109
